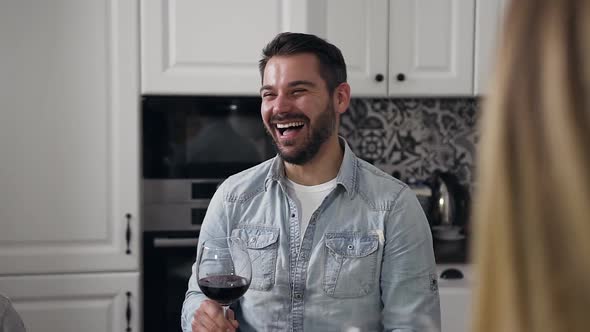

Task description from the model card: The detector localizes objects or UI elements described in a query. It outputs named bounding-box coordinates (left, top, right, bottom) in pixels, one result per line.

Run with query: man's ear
left=334, top=82, right=351, bottom=115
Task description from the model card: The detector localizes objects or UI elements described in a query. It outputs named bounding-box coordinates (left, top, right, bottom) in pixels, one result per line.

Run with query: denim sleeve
left=381, top=187, right=441, bottom=332
left=180, top=181, right=232, bottom=332
left=0, top=296, right=26, bottom=332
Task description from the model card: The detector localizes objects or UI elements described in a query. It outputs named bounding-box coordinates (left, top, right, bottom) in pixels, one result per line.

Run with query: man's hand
left=191, top=299, right=239, bottom=332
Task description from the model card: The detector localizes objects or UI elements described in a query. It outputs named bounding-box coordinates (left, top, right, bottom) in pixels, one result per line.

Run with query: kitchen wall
left=340, top=98, right=480, bottom=189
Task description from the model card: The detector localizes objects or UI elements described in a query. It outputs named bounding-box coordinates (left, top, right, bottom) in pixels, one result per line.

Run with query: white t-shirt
left=285, top=177, right=337, bottom=244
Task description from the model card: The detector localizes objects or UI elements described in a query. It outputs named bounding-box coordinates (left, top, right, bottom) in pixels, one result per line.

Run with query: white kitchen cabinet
left=440, top=284, right=471, bottom=332
left=388, top=0, right=475, bottom=96
left=474, top=0, right=510, bottom=95
left=438, top=265, right=472, bottom=332
left=0, top=272, right=140, bottom=332
left=314, top=0, right=475, bottom=96
left=0, top=0, right=139, bottom=274
left=304, top=0, right=389, bottom=96
left=141, top=0, right=310, bottom=95
left=142, top=0, right=476, bottom=96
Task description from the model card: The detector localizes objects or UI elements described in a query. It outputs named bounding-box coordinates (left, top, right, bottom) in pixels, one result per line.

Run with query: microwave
left=142, top=95, right=276, bottom=180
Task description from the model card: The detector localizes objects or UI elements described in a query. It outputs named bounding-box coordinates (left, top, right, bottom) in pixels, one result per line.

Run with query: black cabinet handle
left=396, top=73, right=406, bottom=82
left=374, top=73, right=384, bottom=82
left=440, top=268, right=464, bottom=280
left=126, top=291, right=132, bottom=332
left=125, top=213, right=132, bottom=255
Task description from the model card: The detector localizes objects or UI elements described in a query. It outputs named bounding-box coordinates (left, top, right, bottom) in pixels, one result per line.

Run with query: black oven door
left=143, top=231, right=199, bottom=332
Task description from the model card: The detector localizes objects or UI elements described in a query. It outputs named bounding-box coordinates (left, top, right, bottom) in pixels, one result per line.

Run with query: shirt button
left=291, top=213, right=295, bottom=218
left=294, top=293, right=303, bottom=299
left=347, top=244, right=354, bottom=250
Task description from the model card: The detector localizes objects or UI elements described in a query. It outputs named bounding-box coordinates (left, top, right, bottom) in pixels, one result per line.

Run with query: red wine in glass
left=196, top=236, right=252, bottom=317
left=198, top=275, right=250, bottom=305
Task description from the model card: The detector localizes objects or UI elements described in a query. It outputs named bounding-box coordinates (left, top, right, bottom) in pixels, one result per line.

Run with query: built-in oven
left=143, top=230, right=198, bottom=332
left=141, top=96, right=275, bottom=332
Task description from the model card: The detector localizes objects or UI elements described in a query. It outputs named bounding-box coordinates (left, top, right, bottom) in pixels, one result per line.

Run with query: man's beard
left=267, top=101, right=336, bottom=165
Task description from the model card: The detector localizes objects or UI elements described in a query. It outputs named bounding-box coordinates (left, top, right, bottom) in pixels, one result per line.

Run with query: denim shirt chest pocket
left=323, top=232, right=380, bottom=298
left=231, top=227, right=279, bottom=291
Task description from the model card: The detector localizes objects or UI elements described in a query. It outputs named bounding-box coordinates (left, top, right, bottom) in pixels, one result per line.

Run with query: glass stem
left=222, top=305, right=229, bottom=319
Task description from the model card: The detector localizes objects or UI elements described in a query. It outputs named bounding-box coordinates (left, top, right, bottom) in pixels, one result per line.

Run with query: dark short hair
left=259, top=32, right=347, bottom=94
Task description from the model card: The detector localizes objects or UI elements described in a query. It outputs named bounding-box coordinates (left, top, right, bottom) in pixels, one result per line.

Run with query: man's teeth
left=276, top=122, right=304, bottom=129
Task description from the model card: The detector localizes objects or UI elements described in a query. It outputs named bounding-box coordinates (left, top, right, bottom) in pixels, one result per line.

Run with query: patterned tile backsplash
left=340, top=98, right=480, bottom=189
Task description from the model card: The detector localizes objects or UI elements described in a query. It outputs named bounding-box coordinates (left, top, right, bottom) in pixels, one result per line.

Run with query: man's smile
left=275, top=121, right=306, bottom=137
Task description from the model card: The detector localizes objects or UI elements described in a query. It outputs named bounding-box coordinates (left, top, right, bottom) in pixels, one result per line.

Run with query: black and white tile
left=340, top=98, right=480, bottom=188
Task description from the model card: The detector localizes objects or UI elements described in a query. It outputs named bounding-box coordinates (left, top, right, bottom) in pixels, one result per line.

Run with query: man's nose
left=272, top=93, right=292, bottom=113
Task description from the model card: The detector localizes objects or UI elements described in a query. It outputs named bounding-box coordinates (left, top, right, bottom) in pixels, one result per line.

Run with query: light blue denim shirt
left=182, top=138, right=441, bottom=332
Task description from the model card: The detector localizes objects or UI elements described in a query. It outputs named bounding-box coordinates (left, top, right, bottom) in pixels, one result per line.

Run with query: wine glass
left=196, top=236, right=252, bottom=318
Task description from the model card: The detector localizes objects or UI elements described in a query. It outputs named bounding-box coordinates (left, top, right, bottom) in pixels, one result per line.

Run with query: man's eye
left=292, top=89, right=306, bottom=95
left=262, top=92, right=276, bottom=98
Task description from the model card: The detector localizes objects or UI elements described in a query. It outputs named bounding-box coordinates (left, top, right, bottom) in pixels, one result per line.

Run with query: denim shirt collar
left=264, top=137, right=358, bottom=198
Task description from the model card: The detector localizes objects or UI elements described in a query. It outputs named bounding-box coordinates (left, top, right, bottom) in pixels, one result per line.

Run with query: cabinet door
left=0, top=0, right=139, bottom=274
left=142, top=0, right=309, bottom=95
left=440, top=284, right=471, bottom=332
left=0, top=273, right=139, bottom=332
left=389, top=0, right=475, bottom=96
left=474, top=0, right=510, bottom=95
left=305, top=0, right=388, bottom=96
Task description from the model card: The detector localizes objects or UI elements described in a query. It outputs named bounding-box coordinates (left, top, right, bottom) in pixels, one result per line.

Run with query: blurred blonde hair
left=472, top=0, right=590, bottom=331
